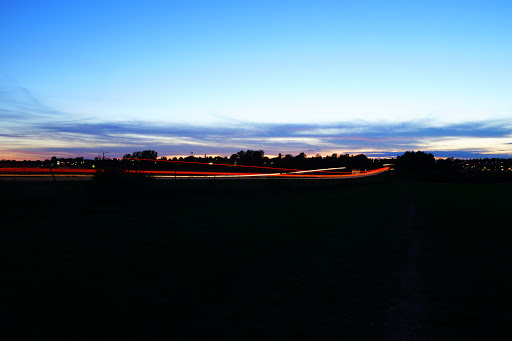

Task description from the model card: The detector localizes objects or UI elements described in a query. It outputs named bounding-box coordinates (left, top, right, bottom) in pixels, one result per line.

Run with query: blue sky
left=1, top=0, right=511, bottom=159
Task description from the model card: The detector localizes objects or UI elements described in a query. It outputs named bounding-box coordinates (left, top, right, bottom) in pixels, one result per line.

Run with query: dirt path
left=382, top=196, right=432, bottom=340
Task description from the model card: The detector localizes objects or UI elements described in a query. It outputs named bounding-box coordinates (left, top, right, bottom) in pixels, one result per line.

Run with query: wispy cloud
left=0, top=76, right=65, bottom=121
left=3, top=117, right=511, bottom=159
left=1, top=80, right=512, bottom=159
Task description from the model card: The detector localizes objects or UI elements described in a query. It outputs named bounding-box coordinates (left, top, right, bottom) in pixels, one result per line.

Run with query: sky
left=1, top=0, right=511, bottom=160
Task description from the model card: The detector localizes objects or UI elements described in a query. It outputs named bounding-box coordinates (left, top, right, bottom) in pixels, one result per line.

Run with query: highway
left=0, top=166, right=390, bottom=181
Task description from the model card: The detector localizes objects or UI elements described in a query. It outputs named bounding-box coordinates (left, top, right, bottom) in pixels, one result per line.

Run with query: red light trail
left=0, top=166, right=391, bottom=179
left=1, top=157, right=390, bottom=178
left=122, top=157, right=303, bottom=172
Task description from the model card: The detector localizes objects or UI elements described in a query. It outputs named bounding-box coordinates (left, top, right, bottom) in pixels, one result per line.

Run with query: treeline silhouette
left=2, top=150, right=512, bottom=179
left=118, top=149, right=383, bottom=171
left=123, top=150, right=158, bottom=160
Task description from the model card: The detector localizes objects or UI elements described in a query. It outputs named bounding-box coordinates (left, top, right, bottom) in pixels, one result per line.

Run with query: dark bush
left=92, top=168, right=155, bottom=199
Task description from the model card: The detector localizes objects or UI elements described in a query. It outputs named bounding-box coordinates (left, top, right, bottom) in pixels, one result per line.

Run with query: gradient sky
left=1, top=0, right=511, bottom=160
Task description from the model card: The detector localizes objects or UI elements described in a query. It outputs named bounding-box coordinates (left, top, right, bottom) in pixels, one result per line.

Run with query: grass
left=413, top=181, right=512, bottom=340
left=2, top=177, right=511, bottom=339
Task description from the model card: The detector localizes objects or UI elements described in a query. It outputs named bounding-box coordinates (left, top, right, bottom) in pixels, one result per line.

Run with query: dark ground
left=2, top=177, right=511, bottom=340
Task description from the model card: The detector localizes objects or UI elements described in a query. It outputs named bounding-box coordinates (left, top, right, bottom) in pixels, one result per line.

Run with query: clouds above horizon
left=1, top=82, right=511, bottom=160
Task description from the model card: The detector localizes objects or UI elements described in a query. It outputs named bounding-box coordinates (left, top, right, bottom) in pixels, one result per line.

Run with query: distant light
left=209, top=162, right=213, bottom=165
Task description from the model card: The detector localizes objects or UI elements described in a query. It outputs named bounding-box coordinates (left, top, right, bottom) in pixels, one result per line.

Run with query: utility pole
left=49, top=167, right=56, bottom=182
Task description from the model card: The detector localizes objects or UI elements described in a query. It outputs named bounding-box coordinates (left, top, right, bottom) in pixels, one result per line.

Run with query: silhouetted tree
left=232, top=150, right=264, bottom=165
left=396, top=151, right=435, bottom=177
left=130, top=150, right=158, bottom=160
left=351, top=154, right=371, bottom=170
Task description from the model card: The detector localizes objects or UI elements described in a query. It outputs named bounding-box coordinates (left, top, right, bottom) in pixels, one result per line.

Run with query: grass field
left=2, top=177, right=511, bottom=340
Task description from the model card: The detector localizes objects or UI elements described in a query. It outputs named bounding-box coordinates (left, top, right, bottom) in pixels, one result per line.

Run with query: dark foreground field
left=2, top=177, right=511, bottom=340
